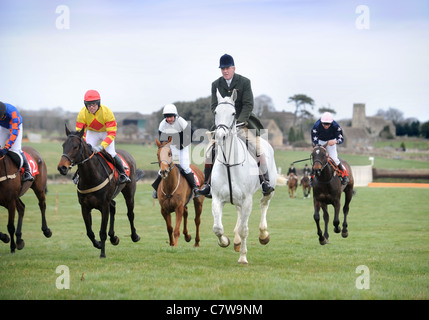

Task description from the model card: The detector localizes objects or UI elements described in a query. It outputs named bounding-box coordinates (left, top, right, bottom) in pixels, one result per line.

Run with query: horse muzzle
left=57, top=165, right=70, bottom=176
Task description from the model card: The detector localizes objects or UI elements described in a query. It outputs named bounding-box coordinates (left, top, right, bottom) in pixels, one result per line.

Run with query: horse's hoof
left=319, top=238, right=328, bottom=245
left=17, top=239, right=25, bottom=250
left=110, top=236, right=120, bottom=246
left=334, top=227, right=341, bottom=234
left=234, top=242, right=241, bottom=252
left=1, top=234, right=10, bottom=244
left=238, top=257, right=248, bottom=264
left=43, top=228, right=52, bottom=238
left=259, top=235, right=270, bottom=245
left=218, top=236, right=230, bottom=248
left=99, top=254, right=106, bottom=258
left=131, top=234, right=141, bottom=242
left=185, top=234, right=192, bottom=242
left=342, top=231, right=348, bottom=238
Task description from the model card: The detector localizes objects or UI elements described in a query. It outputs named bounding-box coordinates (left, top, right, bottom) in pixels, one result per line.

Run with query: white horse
left=211, top=88, right=277, bottom=264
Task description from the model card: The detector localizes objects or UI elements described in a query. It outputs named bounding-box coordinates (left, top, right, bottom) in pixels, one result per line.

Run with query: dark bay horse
left=311, top=144, right=354, bottom=245
left=57, top=126, right=143, bottom=258
left=155, top=137, right=205, bottom=247
left=0, top=146, right=52, bottom=253
left=300, top=175, right=311, bottom=198
left=287, top=173, right=298, bottom=198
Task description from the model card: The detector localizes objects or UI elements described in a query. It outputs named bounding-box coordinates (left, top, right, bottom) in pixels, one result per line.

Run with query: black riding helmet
left=0, top=101, right=6, bottom=118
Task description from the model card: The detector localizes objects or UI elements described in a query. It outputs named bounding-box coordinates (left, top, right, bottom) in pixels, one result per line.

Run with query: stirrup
left=152, top=190, right=158, bottom=199
left=119, top=173, right=131, bottom=184
left=341, top=176, right=349, bottom=186
left=261, top=181, right=274, bottom=196
left=22, top=171, right=34, bottom=182
left=195, top=184, right=211, bottom=198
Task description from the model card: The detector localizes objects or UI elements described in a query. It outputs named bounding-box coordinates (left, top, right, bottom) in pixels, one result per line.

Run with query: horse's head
left=311, top=143, right=329, bottom=176
left=155, top=136, right=175, bottom=179
left=57, top=124, right=89, bottom=175
left=214, top=88, right=237, bottom=144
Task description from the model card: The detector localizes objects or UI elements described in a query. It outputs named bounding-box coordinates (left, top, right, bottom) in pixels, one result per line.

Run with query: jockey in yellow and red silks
left=76, top=90, right=130, bottom=184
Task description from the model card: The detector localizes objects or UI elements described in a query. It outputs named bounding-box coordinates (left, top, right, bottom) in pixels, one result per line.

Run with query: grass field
left=1, top=182, right=428, bottom=300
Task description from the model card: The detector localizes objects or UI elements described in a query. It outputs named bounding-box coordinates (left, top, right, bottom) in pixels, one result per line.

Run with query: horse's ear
left=167, top=136, right=172, bottom=144
left=216, top=88, right=223, bottom=102
left=231, top=89, right=237, bottom=102
left=312, top=143, right=316, bottom=148
left=322, top=142, right=328, bottom=148
left=155, top=138, right=161, bottom=147
left=65, top=123, right=70, bottom=136
left=77, top=125, right=86, bottom=138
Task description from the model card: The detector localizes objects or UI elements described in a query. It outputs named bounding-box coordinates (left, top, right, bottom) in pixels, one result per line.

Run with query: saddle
left=98, top=153, right=130, bottom=179
left=175, top=164, right=201, bottom=187
left=7, top=151, right=39, bottom=177
left=327, top=158, right=347, bottom=178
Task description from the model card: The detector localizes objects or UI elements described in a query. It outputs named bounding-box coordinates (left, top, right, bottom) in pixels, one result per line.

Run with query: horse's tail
left=135, top=169, right=145, bottom=182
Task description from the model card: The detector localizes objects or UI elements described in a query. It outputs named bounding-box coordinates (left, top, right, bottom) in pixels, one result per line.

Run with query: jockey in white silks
left=151, top=104, right=198, bottom=199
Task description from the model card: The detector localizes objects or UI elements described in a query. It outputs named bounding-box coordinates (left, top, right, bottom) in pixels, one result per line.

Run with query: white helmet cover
left=321, top=112, right=334, bottom=123
left=163, top=104, right=178, bottom=116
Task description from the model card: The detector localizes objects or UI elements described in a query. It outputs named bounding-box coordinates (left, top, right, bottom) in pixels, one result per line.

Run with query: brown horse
left=57, top=126, right=143, bottom=258
left=287, top=173, right=298, bottom=198
left=0, top=146, right=52, bottom=253
left=311, top=144, right=354, bottom=245
left=155, top=137, right=204, bottom=247
left=300, top=175, right=311, bottom=198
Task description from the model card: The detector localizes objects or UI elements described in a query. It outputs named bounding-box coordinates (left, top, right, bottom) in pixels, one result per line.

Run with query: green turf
left=1, top=183, right=428, bottom=300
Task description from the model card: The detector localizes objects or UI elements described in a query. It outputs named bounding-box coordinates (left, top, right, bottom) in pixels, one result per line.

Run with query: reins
left=0, top=155, right=20, bottom=182
left=156, top=143, right=181, bottom=199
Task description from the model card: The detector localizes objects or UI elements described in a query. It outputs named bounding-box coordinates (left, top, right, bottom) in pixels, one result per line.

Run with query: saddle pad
left=21, top=151, right=39, bottom=176
left=99, top=153, right=130, bottom=179
left=191, top=168, right=200, bottom=187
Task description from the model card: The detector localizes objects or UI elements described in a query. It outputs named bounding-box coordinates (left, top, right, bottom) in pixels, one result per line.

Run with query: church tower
left=352, top=103, right=367, bottom=128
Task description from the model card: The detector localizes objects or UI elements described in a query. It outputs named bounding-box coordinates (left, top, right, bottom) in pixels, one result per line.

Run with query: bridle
left=61, top=134, right=95, bottom=168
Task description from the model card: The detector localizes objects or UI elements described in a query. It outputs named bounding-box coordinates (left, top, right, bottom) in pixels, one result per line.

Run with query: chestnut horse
left=311, top=144, right=354, bottom=245
left=300, top=175, right=311, bottom=198
left=155, top=137, right=204, bottom=247
left=0, top=146, right=52, bottom=253
left=57, top=126, right=143, bottom=258
left=287, top=173, right=298, bottom=198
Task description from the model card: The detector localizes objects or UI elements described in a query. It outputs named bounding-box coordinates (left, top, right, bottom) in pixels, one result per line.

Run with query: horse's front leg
left=321, top=204, right=330, bottom=241
left=182, top=205, right=192, bottom=243
left=233, top=207, right=242, bottom=252
left=7, top=203, right=17, bottom=253
left=99, top=203, right=110, bottom=258
left=313, top=200, right=327, bottom=245
left=161, top=208, right=174, bottom=246
left=81, top=206, right=101, bottom=251
left=212, top=198, right=230, bottom=248
left=237, top=198, right=252, bottom=264
left=173, top=205, right=184, bottom=246
left=108, top=200, right=119, bottom=246
left=341, top=189, right=353, bottom=238
left=258, top=192, right=272, bottom=245
left=15, top=199, right=25, bottom=250
left=332, top=200, right=341, bottom=234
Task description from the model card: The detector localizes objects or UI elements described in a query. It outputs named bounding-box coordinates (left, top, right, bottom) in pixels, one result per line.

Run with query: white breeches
left=171, top=145, right=191, bottom=174
left=85, top=130, right=116, bottom=157
left=318, top=140, right=340, bottom=165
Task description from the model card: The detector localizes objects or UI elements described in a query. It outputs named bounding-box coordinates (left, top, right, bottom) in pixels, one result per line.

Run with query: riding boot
left=339, top=162, right=349, bottom=185
left=257, top=154, right=274, bottom=196
left=184, top=172, right=199, bottom=198
left=21, top=152, right=34, bottom=182
left=195, top=143, right=215, bottom=198
left=114, top=155, right=131, bottom=184
left=151, top=174, right=162, bottom=199
left=195, top=165, right=212, bottom=198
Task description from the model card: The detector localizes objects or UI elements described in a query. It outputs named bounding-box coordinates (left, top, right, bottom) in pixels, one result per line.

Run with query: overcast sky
left=1, top=0, right=428, bottom=122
